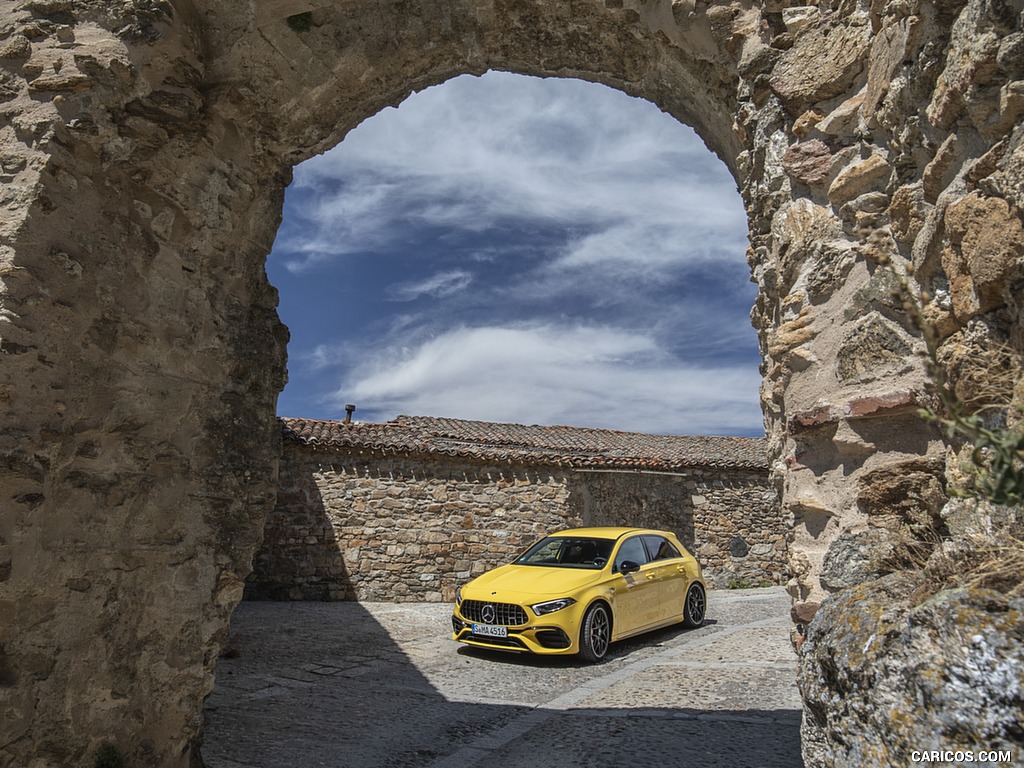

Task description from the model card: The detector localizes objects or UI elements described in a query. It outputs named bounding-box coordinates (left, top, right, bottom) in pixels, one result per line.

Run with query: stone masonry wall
left=573, top=469, right=787, bottom=586
left=247, top=442, right=784, bottom=601
left=250, top=446, right=577, bottom=602
left=2, top=0, right=1021, bottom=764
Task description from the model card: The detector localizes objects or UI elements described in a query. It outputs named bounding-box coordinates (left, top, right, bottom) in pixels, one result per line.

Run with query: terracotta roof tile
left=280, top=415, right=768, bottom=471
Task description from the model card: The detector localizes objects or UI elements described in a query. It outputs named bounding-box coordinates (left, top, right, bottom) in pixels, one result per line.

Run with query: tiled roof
left=280, top=415, right=768, bottom=471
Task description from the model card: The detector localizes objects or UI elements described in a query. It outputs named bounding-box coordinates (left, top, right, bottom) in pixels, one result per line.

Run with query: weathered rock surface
left=800, top=573, right=1024, bottom=766
left=943, top=193, right=1024, bottom=320
left=0, top=0, right=1021, bottom=765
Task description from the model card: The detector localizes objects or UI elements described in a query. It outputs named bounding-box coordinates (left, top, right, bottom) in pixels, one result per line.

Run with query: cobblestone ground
left=201, top=588, right=803, bottom=768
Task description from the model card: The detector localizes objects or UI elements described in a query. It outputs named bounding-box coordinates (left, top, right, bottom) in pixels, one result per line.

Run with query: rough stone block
left=827, top=154, right=891, bottom=207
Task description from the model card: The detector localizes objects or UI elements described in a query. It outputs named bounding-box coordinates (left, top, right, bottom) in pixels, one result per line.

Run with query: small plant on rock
left=727, top=577, right=772, bottom=589
left=874, top=255, right=1024, bottom=598
left=883, top=256, right=1024, bottom=508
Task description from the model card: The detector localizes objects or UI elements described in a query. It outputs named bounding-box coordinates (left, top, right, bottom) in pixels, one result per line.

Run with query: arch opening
left=206, top=71, right=793, bottom=763
left=269, top=71, right=763, bottom=436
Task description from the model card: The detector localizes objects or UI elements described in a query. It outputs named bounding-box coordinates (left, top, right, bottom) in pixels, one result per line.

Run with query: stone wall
left=570, top=469, right=787, bottom=586
left=250, top=447, right=576, bottom=602
left=247, top=442, right=784, bottom=601
left=1, top=0, right=1021, bottom=764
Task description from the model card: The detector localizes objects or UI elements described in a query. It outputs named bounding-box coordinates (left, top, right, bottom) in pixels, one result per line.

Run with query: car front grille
left=460, top=600, right=528, bottom=626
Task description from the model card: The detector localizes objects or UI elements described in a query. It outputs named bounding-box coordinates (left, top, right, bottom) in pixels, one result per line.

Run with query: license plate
left=473, top=623, right=507, bottom=638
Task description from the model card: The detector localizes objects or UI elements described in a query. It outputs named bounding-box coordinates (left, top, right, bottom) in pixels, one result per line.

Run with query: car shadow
left=454, top=618, right=720, bottom=667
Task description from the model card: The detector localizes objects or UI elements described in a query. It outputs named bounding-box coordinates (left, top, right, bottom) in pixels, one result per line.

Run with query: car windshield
left=514, top=536, right=615, bottom=569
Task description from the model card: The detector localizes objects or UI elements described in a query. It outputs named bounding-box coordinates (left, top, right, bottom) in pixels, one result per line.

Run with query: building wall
left=247, top=442, right=785, bottom=601
left=570, top=470, right=787, bottom=587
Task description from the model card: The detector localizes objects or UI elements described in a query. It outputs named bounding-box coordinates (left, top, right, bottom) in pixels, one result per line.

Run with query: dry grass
left=943, top=341, right=1022, bottom=416
left=874, top=523, right=1024, bottom=602
left=864, top=233, right=1024, bottom=602
left=916, top=532, right=1024, bottom=601
left=878, top=258, right=1024, bottom=505
left=873, top=523, right=945, bottom=577
left=958, top=533, right=1024, bottom=598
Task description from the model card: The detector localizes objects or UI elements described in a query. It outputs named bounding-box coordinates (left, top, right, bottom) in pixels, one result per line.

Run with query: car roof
left=548, top=527, right=671, bottom=539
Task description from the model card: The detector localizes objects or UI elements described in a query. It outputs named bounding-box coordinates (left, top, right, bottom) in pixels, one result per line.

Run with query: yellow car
left=451, top=527, right=706, bottom=662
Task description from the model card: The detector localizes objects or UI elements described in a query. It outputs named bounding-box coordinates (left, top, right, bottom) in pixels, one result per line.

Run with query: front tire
left=683, top=583, right=706, bottom=628
left=578, top=603, right=610, bottom=662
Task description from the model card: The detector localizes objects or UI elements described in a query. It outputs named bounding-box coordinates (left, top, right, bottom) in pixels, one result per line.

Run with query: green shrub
left=727, top=577, right=771, bottom=589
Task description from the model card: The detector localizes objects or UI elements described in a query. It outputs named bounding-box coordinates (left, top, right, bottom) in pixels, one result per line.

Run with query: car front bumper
left=451, top=606, right=582, bottom=655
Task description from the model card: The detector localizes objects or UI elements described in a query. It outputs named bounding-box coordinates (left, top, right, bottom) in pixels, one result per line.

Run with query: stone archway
left=1, top=1, right=1021, bottom=766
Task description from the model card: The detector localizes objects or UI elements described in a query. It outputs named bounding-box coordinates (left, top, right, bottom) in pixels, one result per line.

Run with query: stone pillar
left=734, top=0, right=1023, bottom=631
left=1, top=4, right=287, bottom=765
left=729, top=0, right=1024, bottom=762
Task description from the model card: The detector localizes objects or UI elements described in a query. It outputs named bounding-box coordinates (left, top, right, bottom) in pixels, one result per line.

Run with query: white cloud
left=277, top=71, right=746, bottom=279
left=387, top=270, right=473, bottom=301
left=330, top=323, right=762, bottom=436
left=271, top=72, right=762, bottom=436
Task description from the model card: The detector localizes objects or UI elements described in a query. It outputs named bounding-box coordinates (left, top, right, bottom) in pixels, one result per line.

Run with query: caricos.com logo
left=911, top=750, right=1014, bottom=764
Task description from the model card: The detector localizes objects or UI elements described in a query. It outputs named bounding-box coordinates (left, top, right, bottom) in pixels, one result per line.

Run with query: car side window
left=613, top=536, right=649, bottom=573
left=642, top=535, right=681, bottom=561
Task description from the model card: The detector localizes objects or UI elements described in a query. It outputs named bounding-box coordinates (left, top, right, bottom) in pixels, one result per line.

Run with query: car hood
left=464, top=564, right=603, bottom=599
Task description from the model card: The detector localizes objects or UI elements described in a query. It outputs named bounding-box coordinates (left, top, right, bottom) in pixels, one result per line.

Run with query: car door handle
left=645, top=573, right=656, bottom=580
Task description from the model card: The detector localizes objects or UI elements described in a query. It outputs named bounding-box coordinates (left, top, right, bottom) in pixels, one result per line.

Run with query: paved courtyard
left=201, top=587, right=803, bottom=768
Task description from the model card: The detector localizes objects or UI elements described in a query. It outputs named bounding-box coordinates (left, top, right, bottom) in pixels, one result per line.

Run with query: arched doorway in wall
left=3, top=5, right=819, bottom=766
left=198, top=72, right=798, bottom=767
left=269, top=72, right=763, bottom=437
left=12, top=0, right=1009, bottom=762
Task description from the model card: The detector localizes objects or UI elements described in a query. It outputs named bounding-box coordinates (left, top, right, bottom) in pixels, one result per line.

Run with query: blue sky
left=268, top=72, right=763, bottom=437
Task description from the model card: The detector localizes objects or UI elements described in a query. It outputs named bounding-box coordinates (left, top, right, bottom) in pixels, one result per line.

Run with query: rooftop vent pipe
left=344, top=404, right=356, bottom=423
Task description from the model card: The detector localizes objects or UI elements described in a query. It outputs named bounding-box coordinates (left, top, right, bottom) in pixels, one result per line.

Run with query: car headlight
left=531, top=597, right=576, bottom=616
left=455, top=587, right=463, bottom=606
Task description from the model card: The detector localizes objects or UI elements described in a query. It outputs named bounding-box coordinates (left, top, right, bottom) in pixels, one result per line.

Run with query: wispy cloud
left=274, top=72, right=745, bottom=278
left=269, top=72, right=762, bottom=436
left=329, top=323, right=762, bottom=436
left=387, top=270, right=473, bottom=301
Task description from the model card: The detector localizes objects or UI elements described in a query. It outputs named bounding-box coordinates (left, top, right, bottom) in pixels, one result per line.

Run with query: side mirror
left=619, top=560, right=641, bottom=575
